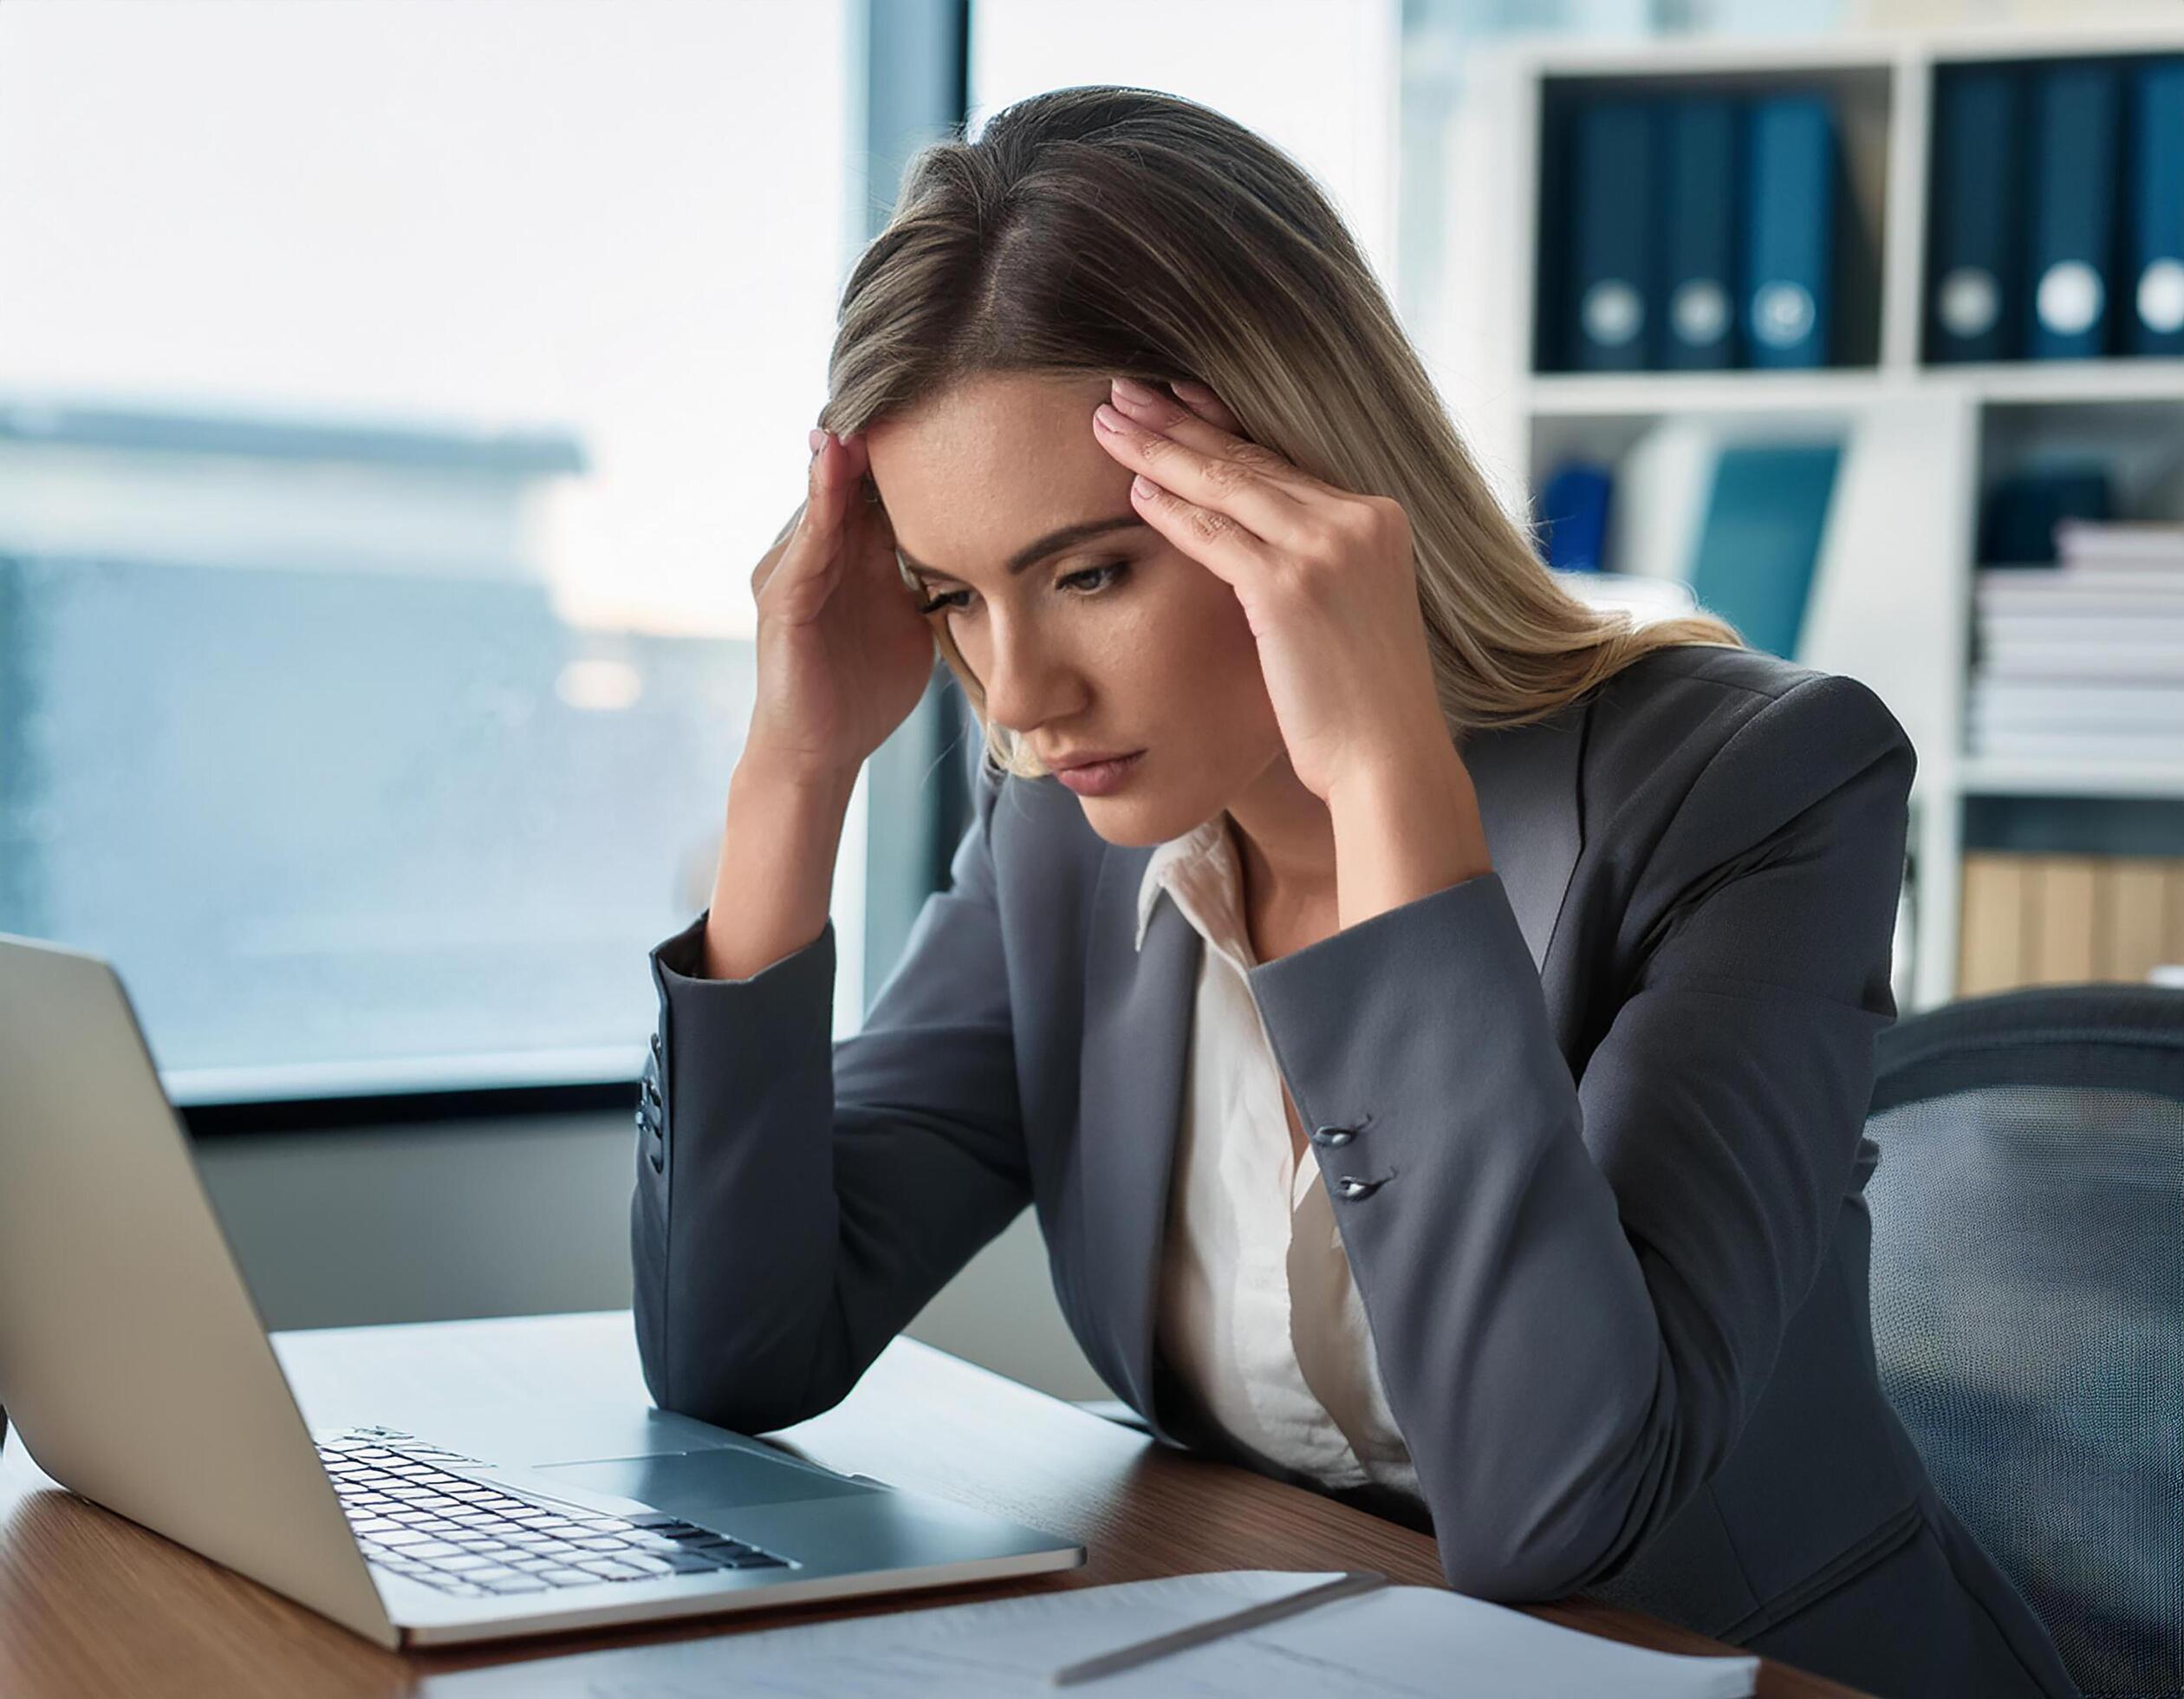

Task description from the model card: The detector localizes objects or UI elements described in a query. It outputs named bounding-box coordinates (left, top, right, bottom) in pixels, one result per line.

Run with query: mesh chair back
left=1865, top=983, right=2184, bottom=1699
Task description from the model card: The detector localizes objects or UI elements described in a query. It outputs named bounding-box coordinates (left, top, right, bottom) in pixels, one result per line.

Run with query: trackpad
left=530, top=1448, right=881, bottom=1516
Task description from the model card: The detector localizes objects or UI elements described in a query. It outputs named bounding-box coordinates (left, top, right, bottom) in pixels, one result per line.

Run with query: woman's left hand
left=1091, top=374, right=1448, bottom=806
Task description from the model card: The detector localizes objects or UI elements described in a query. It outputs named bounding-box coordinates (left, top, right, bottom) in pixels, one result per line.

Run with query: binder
left=1958, top=853, right=2029, bottom=997
left=1741, top=94, right=1836, bottom=368
left=1927, top=66, right=2025, bottom=363
left=1976, top=467, right=2113, bottom=563
left=2026, top=61, right=2123, bottom=360
left=1686, top=442, right=1840, bottom=658
left=1565, top=98, right=1657, bottom=371
left=1536, top=460, right=1613, bottom=572
left=2105, top=858, right=2174, bottom=984
left=2124, top=55, right=2184, bottom=356
left=1660, top=96, right=1740, bottom=369
left=2028, top=854, right=2100, bottom=985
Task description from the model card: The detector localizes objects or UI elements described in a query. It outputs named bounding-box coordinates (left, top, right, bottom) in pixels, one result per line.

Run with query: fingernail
left=1110, top=375, right=1162, bottom=407
left=809, top=427, right=828, bottom=455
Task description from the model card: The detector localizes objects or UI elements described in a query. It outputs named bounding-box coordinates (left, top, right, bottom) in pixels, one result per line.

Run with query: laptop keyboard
left=316, top=1426, right=796, bottom=1597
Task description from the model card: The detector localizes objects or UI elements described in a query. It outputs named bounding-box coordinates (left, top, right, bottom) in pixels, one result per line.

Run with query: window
left=0, top=0, right=869, bottom=1102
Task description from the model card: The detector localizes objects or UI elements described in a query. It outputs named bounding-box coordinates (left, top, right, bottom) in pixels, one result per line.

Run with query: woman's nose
left=978, top=618, right=1080, bottom=735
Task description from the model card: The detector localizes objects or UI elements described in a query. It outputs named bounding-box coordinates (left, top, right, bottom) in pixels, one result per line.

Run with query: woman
left=631, top=86, right=2077, bottom=1698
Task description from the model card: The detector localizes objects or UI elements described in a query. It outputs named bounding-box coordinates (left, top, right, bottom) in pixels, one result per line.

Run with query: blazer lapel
left=1071, top=693, right=1592, bottom=1444
left=1456, top=696, right=1589, bottom=976
left=1075, top=841, right=1199, bottom=1442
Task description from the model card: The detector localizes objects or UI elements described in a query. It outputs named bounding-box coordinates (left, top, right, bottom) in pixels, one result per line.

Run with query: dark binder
left=1565, top=98, right=1657, bottom=371
left=2026, top=60, right=2123, bottom=360
left=2124, top=55, right=2184, bottom=356
left=1927, top=65, right=2025, bottom=363
left=1687, top=443, right=1841, bottom=660
left=1741, top=94, right=1836, bottom=369
left=1660, top=95, right=1741, bottom=370
left=1537, top=460, right=1613, bottom=573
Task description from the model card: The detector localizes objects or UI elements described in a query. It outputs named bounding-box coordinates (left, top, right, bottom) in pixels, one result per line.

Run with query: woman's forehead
left=868, top=374, right=1132, bottom=579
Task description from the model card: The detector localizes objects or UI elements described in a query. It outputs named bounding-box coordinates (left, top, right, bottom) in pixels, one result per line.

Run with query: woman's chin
left=1069, top=788, right=1212, bottom=849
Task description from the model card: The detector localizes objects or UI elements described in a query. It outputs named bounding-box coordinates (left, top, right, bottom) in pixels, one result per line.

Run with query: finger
left=807, top=429, right=848, bottom=524
left=1109, top=379, right=1317, bottom=501
left=1092, top=400, right=1309, bottom=553
left=754, top=430, right=842, bottom=600
left=1122, top=467, right=1273, bottom=593
left=753, top=493, right=807, bottom=599
left=1167, top=377, right=1246, bottom=436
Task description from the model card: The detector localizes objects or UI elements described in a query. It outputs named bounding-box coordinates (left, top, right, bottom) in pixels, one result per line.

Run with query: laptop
left=0, top=932, right=1085, bottom=1648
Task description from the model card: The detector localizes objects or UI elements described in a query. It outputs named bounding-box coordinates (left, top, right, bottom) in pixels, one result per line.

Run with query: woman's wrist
left=731, top=741, right=861, bottom=810
left=706, top=752, right=858, bottom=981
left=1328, top=735, right=1493, bottom=929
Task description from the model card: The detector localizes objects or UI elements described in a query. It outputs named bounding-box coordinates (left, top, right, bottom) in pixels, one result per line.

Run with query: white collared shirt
left=1135, top=813, right=1422, bottom=1505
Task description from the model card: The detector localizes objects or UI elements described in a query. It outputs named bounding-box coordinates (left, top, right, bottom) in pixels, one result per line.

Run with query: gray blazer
left=633, top=644, right=2077, bottom=1699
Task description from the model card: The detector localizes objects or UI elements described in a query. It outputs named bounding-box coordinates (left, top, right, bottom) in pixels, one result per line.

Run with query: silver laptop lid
left=0, top=933, right=396, bottom=1647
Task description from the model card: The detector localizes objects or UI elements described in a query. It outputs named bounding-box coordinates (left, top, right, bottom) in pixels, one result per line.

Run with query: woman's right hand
left=741, top=426, right=936, bottom=787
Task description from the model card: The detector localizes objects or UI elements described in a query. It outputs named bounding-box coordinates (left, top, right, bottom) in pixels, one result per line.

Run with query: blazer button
left=1310, top=1123, right=1356, bottom=1147
left=1334, top=1175, right=1384, bottom=1201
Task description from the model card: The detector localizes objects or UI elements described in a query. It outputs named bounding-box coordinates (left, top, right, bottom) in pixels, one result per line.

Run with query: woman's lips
left=1053, top=750, right=1145, bottom=797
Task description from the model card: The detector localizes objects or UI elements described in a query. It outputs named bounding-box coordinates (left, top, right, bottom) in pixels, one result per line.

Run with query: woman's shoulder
left=1577, top=642, right=1917, bottom=854
left=1586, top=643, right=1910, bottom=772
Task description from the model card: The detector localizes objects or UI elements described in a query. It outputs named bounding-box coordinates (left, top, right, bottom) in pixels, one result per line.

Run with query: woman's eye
left=916, top=561, right=1124, bottom=616
left=1059, top=561, right=1128, bottom=596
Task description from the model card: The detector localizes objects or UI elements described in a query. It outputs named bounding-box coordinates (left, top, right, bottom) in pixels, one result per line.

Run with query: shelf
left=1524, top=369, right=1887, bottom=416
left=1524, top=361, right=2184, bottom=417
left=1492, top=20, right=2184, bottom=81
left=1455, top=23, right=2184, bottom=1012
left=1495, top=30, right=1903, bottom=80
left=1930, top=361, right=2184, bottom=407
left=1959, top=756, right=2184, bottom=800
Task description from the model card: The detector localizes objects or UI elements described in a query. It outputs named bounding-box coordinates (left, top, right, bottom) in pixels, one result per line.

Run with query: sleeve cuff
left=648, top=908, right=836, bottom=999
left=1245, top=869, right=1553, bottom=1133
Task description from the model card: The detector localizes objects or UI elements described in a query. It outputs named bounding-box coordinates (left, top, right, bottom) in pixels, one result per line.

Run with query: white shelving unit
left=1433, top=20, right=2184, bottom=1013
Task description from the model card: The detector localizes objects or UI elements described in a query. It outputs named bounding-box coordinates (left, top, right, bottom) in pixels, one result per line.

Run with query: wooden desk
left=0, top=1312, right=1862, bottom=1696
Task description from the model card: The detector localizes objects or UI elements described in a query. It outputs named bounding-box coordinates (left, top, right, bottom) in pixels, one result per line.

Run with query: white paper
left=421, top=1570, right=1759, bottom=1698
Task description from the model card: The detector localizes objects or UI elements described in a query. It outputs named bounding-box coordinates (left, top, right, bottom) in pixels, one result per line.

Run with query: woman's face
left=862, top=372, right=1285, bottom=847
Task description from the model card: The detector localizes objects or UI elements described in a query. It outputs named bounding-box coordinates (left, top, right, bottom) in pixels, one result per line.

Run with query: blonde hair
left=816, top=85, right=1745, bottom=781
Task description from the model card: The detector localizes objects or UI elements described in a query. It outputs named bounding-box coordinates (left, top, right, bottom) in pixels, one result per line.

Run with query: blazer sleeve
left=630, top=759, right=1030, bottom=1435
left=1245, top=671, right=1915, bottom=1602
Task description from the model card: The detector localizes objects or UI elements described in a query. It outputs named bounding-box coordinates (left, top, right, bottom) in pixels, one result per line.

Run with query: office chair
left=1863, top=981, right=2184, bottom=1699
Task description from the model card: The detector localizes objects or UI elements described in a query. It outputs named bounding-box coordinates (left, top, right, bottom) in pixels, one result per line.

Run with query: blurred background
left=3, top=0, right=2181, bottom=1405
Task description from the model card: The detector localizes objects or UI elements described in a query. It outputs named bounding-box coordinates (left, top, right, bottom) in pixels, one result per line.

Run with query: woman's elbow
left=637, top=1338, right=845, bottom=1437
left=1434, top=1522, right=1625, bottom=1604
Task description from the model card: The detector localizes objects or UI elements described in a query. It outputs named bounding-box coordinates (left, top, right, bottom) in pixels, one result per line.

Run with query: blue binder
left=1660, top=96, right=1740, bottom=370
left=1566, top=99, right=1657, bottom=371
left=1742, top=95, right=1836, bottom=369
left=1687, top=444, right=1840, bottom=659
left=2026, top=61, right=2122, bottom=360
left=1537, top=461, right=1613, bottom=572
left=1977, top=469, right=2114, bottom=564
left=1927, top=66, right=2025, bottom=363
left=2124, top=56, right=2184, bottom=356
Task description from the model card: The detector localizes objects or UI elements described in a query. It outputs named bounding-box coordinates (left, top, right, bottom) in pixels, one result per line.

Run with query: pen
left=1046, top=1569, right=1391, bottom=1687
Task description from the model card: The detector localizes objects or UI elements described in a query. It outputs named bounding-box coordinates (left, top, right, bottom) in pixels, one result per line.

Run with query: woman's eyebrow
left=895, top=514, right=1144, bottom=581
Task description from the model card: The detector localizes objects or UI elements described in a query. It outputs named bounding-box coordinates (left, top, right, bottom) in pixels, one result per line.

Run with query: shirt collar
left=1134, top=813, right=1234, bottom=952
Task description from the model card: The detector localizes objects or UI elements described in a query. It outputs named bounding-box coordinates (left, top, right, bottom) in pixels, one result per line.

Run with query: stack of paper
left=1970, top=519, right=2184, bottom=764
left=421, top=1570, right=1760, bottom=1698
